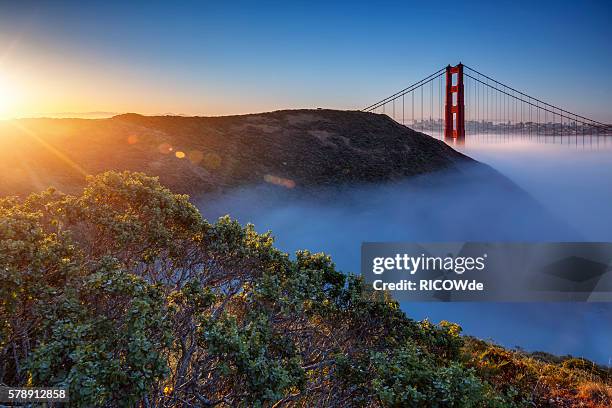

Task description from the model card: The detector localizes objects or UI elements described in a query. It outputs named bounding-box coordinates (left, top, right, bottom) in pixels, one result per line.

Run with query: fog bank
left=198, top=140, right=612, bottom=364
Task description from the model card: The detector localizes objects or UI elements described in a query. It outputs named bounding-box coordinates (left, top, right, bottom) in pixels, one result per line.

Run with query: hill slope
left=1, top=171, right=609, bottom=407
left=0, top=109, right=471, bottom=197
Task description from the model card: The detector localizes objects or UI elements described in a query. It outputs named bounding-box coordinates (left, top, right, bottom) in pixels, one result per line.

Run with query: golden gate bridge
left=363, top=63, right=612, bottom=146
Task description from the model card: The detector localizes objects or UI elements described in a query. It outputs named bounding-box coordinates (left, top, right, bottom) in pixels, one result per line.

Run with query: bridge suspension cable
left=463, top=66, right=610, bottom=133
left=363, top=63, right=611, bottom=144
left=463, top=65, right=609, bottom=130
left=464, top=73, right=606, bottom=130
left=362, top=67, right=445, bottom=112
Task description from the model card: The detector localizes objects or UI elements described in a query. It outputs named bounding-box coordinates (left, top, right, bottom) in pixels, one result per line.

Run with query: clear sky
left=0, top=0, right=610, bottom=121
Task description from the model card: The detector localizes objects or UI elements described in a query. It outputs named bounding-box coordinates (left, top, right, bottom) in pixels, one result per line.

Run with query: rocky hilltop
left=0, top=109, right=472, bottom=197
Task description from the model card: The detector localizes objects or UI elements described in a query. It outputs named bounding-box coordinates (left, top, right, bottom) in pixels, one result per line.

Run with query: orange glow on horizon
left=0, top=55, right=281, bottom=120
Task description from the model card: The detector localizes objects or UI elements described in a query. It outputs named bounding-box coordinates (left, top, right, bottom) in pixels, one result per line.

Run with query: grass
left=463, top=336, right=612, bottom=407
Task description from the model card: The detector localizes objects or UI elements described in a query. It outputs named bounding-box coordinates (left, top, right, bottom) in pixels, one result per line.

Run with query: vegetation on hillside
left=0, top=111, right=470, bottom=197
left=1, top=171, right=610, bottom=407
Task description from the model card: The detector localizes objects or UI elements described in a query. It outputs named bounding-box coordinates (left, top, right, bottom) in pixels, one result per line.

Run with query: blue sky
left=0, top=0, right=610, bottom=120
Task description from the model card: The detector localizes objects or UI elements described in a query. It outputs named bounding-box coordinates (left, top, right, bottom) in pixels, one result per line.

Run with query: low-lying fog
left=200, top=135, right=612, bottom=365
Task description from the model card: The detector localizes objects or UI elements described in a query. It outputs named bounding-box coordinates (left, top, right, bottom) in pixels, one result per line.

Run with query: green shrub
left=1, top=171, right=608, bottom=407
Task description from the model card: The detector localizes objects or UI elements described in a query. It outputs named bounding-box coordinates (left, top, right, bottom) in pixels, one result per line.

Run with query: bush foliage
left=0, top=171, right=610, bottom=407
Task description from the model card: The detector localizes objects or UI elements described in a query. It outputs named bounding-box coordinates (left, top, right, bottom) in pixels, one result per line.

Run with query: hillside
left=0, top=109, right=471, bottom=197
left=1, top=171, right=610, bottom=407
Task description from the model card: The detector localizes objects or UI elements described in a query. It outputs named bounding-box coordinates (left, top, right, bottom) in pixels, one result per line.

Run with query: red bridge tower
left=444, top=63, right=465, bottom=141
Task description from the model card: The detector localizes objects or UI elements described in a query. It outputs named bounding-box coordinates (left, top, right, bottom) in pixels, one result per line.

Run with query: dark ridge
left=0, top=109, right=473, bottom=197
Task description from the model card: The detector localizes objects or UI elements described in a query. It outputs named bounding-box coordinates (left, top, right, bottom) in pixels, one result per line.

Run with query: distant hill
left=0, top=109, right=472, bottom=197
